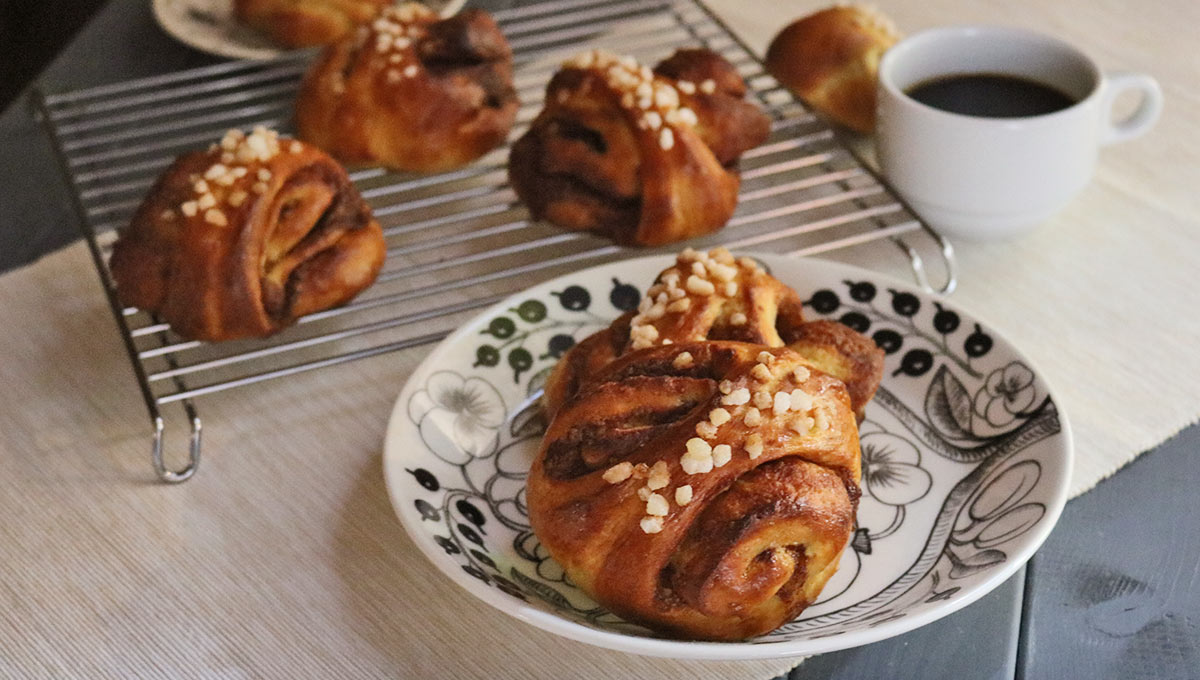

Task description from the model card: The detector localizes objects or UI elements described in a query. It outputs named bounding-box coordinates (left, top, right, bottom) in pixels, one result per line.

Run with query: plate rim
left=382, top=253, right=1074, bottom=660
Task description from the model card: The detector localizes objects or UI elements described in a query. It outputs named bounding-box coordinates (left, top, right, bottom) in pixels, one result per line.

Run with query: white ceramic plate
left=152, top=0, right=468, bottom=61
left=382, top=254, right=1073, bottom=659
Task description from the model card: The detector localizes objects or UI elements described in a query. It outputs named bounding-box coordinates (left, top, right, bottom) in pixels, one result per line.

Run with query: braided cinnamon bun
left=764, top=5, right=901, bottom=133
left=295, top=4, right=518, bottom=172
left=109, top=127, right=385, bottom=342
left=544, top=248, right=884, bottom=421
left=508, top=49, right=771, bottom=246
left=529, top=340, right=861, bottom=639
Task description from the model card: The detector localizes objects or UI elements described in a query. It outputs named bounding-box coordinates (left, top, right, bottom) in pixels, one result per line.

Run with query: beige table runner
left=2, top=0, right=1197, bottom=677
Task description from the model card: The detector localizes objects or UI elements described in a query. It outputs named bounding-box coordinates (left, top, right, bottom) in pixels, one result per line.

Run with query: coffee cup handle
left=1099, top=72, right=1163, bottom=145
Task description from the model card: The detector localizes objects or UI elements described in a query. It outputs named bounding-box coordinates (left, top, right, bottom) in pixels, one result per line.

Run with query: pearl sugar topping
left=562, top=49, right=699, bottom=151
left=371, top=3, right=433, bottom=84
left=176, top=127, right=297, bottom=225
left=627, top=247, right=742, bottom=350
left=618, top=247, right=828, bottom=533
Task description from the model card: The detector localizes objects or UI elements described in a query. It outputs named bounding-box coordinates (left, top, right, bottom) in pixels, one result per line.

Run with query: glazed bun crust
left=110, top=130, right=385, bottom=342
left=765, top=6, right=900, bottom=133
left=530, top=341, right=862, bottom=640
left=509, top=49, right=770, bottom=246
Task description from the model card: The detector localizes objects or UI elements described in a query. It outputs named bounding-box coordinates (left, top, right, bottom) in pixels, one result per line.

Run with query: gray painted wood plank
left=780, top=569, right=1023, bottom=680
left=1019, top=424, right=1200, bottom=680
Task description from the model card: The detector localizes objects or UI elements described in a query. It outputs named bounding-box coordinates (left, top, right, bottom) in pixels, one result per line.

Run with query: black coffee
left=906, top=73, right=1077, bottom=118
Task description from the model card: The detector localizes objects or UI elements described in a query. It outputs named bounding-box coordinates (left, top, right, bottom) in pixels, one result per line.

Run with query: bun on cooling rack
left=508, top=49, right=771, bottom=246
left=764, top=5, right=900, bottom=133
left=294, top=4, right=518, bottom=173
left=543, top=248, right=884, bottom=422
left=109, top=127, right=385, bottom=342
left=234, top=0, right=392, bottom=48
left=529, top=247, right=887, bottom=639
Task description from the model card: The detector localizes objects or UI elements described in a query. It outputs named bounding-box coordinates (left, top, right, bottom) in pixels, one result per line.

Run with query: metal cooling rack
left=35, top=0, right=955, bottom=483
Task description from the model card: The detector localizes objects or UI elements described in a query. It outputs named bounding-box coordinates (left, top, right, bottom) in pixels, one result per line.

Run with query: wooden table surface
left=0, top=1, right=1196, bottom=678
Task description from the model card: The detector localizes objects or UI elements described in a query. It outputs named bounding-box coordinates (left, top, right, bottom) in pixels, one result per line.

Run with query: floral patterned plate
left=382, top=254, right=1072, bottom=659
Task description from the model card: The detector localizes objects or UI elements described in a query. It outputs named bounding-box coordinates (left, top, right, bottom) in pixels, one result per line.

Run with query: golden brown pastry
left=764, top=5, right=900, bottom=133
left=543, top=248, right=883, bottom=421
left=508, top=49, right=771, bottom=246
left=234, top=0, right=391, bottom=48
left=529, top=340, right=862, bottom=640
left=786, top=319, right=886, bottom=415
left=294, top=4, right=518, bottom=173
left=109, top=127, right=385, bottom=342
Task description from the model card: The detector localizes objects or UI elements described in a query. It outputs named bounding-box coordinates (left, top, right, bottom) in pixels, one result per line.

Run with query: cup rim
left=878, top=24, right=1104, bottom=124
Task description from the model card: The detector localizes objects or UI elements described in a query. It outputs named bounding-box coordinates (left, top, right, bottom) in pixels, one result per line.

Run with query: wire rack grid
left=35, top=0, right=955, bottom=483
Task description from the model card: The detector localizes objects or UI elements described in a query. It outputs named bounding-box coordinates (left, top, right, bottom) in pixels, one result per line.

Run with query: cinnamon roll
left=544, top=248, right=884, bottom=421
left=109, top=127, right=385, bottom=342
left=529, top=340, right=861, bottom=639
left=294, top=4, right=518, bottom=173
left=508, top=49, right=771, bottom=246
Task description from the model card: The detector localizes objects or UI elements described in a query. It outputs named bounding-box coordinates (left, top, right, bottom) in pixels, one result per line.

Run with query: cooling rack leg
left=894, top=230, right=958, bottom=295
left=151, top=413, right=201, bottom=483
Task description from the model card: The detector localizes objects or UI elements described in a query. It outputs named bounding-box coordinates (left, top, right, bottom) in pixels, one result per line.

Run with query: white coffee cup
left=875, top=25, right=1162, bottom=242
